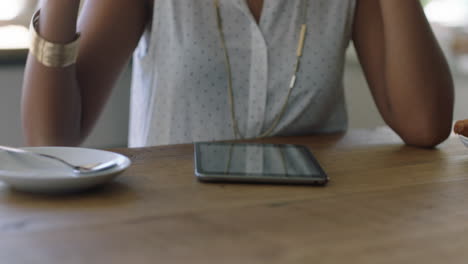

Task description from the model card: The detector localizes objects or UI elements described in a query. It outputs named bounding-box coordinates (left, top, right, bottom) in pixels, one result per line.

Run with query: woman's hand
left=454, top=120, right=468, bottom=137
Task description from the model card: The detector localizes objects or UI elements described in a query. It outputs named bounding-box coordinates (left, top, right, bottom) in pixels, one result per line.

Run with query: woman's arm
left=352, top=0, right=454, bottom=148
left=21, top=0, right=151, bottom=146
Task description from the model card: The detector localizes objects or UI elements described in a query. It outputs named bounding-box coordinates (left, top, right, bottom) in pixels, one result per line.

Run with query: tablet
left=194, top=142, right=328, bottom=185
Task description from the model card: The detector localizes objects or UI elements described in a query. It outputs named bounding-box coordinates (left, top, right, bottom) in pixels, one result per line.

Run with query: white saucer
left=0, top=147, right=131, bottom=193
left=460, top=134, right=468, bottom=148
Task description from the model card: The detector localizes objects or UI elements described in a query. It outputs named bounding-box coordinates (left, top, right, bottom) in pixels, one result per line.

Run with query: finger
left=454, top=120, right=468, bottom=135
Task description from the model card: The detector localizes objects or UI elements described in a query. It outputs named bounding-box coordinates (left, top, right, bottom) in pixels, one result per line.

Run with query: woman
left=22, top=0, right=454, bottom=147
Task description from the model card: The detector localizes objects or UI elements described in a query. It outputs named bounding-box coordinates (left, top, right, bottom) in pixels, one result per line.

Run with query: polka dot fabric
left=129, top=0, right=356, bottom=147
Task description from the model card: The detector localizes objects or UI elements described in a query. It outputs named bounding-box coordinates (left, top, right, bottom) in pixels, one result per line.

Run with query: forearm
left=22, top=0, right=83, bottom=146
left=39, top=0, right=80, bottom=42
left=379, top=0, right=454, bottom=145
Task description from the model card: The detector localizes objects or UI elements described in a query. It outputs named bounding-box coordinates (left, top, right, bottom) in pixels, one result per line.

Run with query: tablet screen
left=195, top=142, right=327, bottom=181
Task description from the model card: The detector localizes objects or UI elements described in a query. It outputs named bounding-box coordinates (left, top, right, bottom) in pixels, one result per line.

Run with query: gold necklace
left=214, top=0, right=309, bottom=139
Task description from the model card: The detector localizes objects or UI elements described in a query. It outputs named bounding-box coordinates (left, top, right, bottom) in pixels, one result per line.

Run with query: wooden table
left=1, top=127, right=468, bottom=264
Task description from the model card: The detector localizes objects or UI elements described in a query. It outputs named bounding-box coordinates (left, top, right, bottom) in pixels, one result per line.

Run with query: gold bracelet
left=29, top=10, right=80, bottom=67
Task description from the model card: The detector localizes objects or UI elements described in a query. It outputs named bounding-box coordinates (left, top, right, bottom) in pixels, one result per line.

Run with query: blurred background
left=0, top=0, right=467, bottom=148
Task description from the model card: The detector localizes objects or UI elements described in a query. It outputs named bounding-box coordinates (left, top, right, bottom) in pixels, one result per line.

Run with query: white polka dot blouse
left=129, top=0, right=356, bottom=147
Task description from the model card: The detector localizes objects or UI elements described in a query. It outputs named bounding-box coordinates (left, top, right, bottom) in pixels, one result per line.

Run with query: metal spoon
left=0, top=145, right=117, bottom=174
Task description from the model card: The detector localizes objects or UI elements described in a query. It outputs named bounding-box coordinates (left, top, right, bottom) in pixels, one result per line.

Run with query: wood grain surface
left=1, top=127, right=468, bottom=264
